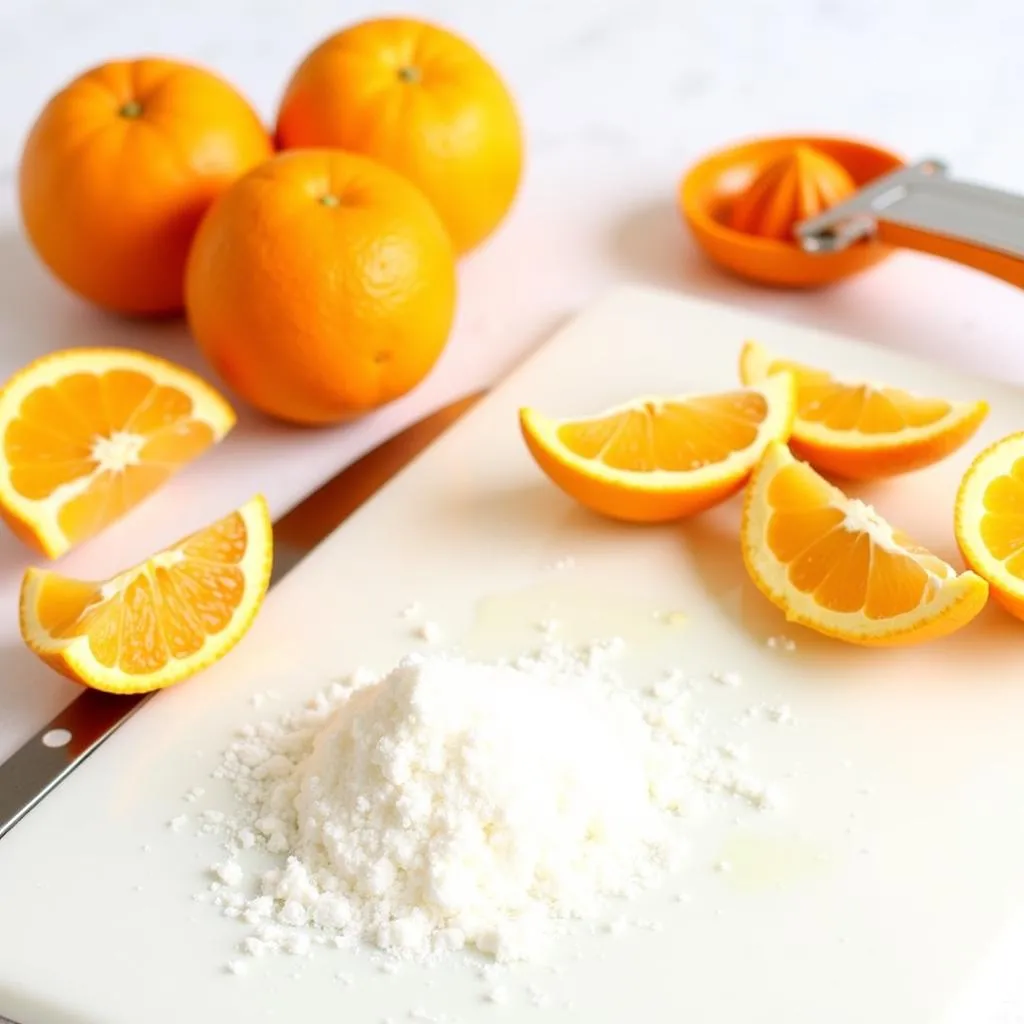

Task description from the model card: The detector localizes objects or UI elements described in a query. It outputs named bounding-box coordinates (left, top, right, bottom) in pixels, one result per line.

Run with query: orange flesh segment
left=556, top=391, right=767, bottom=472
left=764, top=462, right=941, bottom=619
left=980, top=455, right=1024, bottom=571
left=761, top=356, right=950, bottom=436
left=762, top=356, right=952, bottom=434
left=38, top=510, right=250, bottom=675
left=4, top=368, right=218, bottom=548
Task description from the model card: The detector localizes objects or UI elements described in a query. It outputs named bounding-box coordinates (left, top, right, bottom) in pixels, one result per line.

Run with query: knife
left=0, top=391, right=485, bottom=842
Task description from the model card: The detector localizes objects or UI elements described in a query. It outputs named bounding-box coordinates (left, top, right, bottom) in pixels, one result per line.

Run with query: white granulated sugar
left=214, top=860, right=244, bottom=887
left=486, top=985, right=510, bottom=1004
left=415, top=621, right=442, bottom=643
left=711, top=671, right=742, bottom=689
left=167, top=814, right=187, bottom=832
left=199, top=641, right=783, bottom=970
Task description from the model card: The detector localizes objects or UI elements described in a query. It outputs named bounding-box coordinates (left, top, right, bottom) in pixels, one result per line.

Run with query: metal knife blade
left=0, top=390, right=486, bottom=842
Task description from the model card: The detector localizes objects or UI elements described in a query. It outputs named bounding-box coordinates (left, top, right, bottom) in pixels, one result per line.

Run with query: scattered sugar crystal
left=283, top=933, right=311, bottom=956
left=184, top=786, right=205, bottom=803
left=712, top=671, right=742, bottom=688
left=167, top=815, right=187, bottom=832
left=715, top=860, right=733, bottom=874
left=226, top=960, right=248, bottom=976
left=415, top=621, right=441, bottom=643
left=214, top=860, right=244, bottom=887
left=401, top=602, right=422, bottom=620
left=486, top=986, right=510, bottom=1005
left=766, top=704, right=794, bottom=725
left=546, top=556, right=575, bottom=571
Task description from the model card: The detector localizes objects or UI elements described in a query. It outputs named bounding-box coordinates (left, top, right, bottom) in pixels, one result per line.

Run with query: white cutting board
left=2, top=284, right=1024, bottom=1024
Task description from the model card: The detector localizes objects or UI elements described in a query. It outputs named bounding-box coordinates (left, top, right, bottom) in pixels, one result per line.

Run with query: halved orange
left=20, top=495, right=272, bottom=693
left=742, top=442, right=987, bottom=646
left=0, top=348, right=236, bottom=559
left=955, top=432, right=1024, bottom=621
left=520, top=374, right=796, bottom=522
left=739, top=341, right=987, bottom=479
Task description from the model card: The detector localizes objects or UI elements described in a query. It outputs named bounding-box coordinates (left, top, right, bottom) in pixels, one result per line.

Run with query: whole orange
left=185, top=149, right=457, bottom=426
left=275, top=18, right=523, bottom=255
left=19, top=58, right=273, bottom=316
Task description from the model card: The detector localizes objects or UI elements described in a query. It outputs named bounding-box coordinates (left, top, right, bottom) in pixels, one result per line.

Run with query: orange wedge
left=955, top=432, right=1024, bottom=621
left=739, top=341, right=987, bottom=479
left=0, top=348, right=236, bottom=559
left=520, top=374, right=796, bottom=522
left=20, top=495, right=272, bottom=693
left=742, top=442, right=987, bottom=646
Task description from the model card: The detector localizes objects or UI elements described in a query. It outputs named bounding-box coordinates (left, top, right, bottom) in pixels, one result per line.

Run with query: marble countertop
left=0, top=0, right=1022, bottom=753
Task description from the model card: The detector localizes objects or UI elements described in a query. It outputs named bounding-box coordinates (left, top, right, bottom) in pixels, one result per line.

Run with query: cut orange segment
left=20, top=495, right=272, bottom=693
left=955, top=432, right=1024, bottom=621
left=739, top=341, right=987, bottom=479
left=0, top=348, right=236, bottom=559
left=742, top=442, right=987, bottom=646
left=520, top=374, right=796, bottom=522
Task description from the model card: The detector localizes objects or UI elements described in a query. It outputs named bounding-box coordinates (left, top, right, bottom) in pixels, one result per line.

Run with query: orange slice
left=742, top=442, right=987, bottom=646
left=955, top=432, right=1024, bottom=621
left=20, top=495, right=272, bottom=693
left=0, top=348, right=236, bottom=558
left=520, top=374, right=796, bottom=522
left=739, top=341, right=987, bottom=479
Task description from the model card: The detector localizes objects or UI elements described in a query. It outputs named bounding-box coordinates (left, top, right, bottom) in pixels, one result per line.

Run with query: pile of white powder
left=194, top=642, right=783, bottom=967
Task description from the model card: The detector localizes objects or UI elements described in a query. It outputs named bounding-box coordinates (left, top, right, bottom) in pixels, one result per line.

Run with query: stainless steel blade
left=0, top=390, right=485, bottom=841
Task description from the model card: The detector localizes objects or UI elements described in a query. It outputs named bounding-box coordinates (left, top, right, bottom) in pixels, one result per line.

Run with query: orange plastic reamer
left=681, top=135, right=1024, bottom=290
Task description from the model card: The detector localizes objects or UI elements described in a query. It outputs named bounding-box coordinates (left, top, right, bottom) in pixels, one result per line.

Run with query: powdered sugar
left=195, top=640, right=783, bottom=974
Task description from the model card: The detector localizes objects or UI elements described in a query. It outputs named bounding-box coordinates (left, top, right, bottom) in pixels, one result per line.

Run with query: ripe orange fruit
left=955, top=432, right=1024, bottom=621
left=0, top=348, right=236, bottom=559
left=20, top=495, right=272, bottom=693
left=742, top=442, right=987, bottom=646
left=19, top=58, right=272, bottom=316
left=739, top=341, right=988, bottom=479
left=520, top=374, right=796, bottom=522
left=275, top=17, right=523, bottom=254
left=185, top=149, right=456, bottom=426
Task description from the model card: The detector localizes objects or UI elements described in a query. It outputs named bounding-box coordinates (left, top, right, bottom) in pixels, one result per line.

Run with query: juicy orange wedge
left=0, top=348, right=236, bottom=558
left=520, top=374, right=796, bottom=522
left=742, top=442, right=987, bottom=646
left=955, top=432, right=1024, bottom=622
left=739, top=341, right=987, bottom=479
left=20, top=495, right=272, bottom=693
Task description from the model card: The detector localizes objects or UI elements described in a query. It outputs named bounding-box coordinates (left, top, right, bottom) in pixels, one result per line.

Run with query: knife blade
left=0, top=390, right=486, bottom=842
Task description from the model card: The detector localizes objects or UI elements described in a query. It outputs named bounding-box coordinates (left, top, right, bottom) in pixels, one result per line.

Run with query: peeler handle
left=796, top=160, right=1024, bottom=289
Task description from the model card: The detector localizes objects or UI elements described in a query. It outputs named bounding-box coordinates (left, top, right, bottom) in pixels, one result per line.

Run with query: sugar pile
left=198, top=643, right=779, bottom=966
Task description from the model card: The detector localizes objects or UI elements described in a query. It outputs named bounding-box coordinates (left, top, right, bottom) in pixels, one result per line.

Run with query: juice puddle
left=716, top=831, right=831, bottom=892
left=462, top=578, right=689, bottom=659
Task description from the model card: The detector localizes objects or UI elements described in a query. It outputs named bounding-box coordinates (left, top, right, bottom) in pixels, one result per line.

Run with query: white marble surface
left=0, top=0, right=1022, bottom=760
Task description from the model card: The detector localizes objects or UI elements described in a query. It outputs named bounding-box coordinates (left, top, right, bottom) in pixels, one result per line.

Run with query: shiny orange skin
left=275, top=18, right=523, bottom=254
left=185, top=149, right=457, bottom=426
left=19, top=59, right=273, bottom=316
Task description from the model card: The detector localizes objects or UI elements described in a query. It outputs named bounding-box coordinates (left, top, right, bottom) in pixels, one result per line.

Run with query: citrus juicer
left=680, top=135, right=1024, bottom=289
